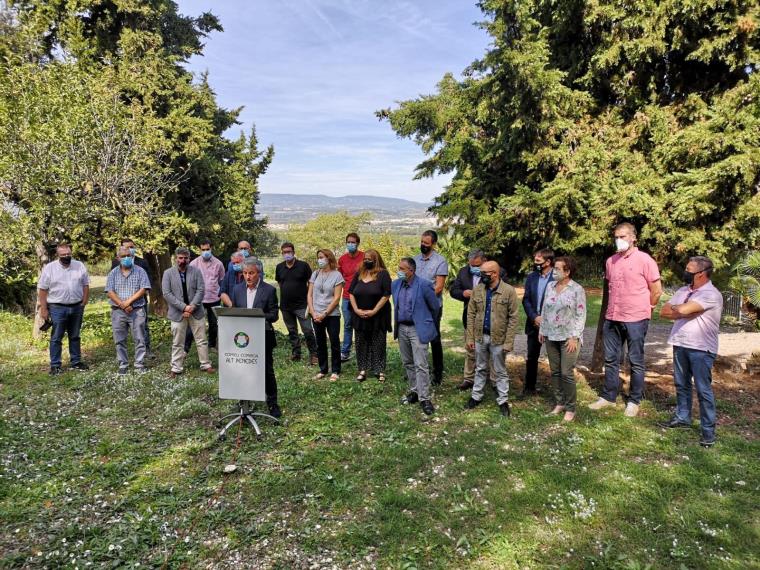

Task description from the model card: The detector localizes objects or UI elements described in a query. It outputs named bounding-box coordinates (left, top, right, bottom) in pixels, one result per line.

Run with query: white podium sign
left=215, top=307, right=266, bottom=401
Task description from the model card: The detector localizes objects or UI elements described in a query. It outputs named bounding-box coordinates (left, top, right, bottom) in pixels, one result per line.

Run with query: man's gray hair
left=467, top=248, right=485, bottom=261
left=243, top=256, right=262, bottom=272
left=230, top=250, right=245, bottom=261
left=689, top=255, right=714, bottom=276
left=175, top=246, right=190, bottom=256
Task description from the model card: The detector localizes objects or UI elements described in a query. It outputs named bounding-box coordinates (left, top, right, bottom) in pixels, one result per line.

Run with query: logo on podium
left=233, top=331, right=250, bottom=348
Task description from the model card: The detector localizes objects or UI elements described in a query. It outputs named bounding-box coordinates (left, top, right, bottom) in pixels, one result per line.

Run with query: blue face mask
left=346, top=243, right=358, bottom=254
left=201, top=250, right=212, bottom=260
left=128, top=247, right=136, bottom=256
left=317, top=258, right=328, bottom=268
left=120, top=257, right=134, bottom=269
left=283, top=253, right=294, bottom=262
left=232, top=263, right=242, bottom=272
left=396, top=270, right=408, bottom=281
left=241, top=250, right=250, bottom=258
left=469, top=266, right=481, bottom=275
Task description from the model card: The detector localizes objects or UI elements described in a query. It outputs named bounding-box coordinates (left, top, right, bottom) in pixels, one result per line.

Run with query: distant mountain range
left=258, top=193, right=434, bottom=228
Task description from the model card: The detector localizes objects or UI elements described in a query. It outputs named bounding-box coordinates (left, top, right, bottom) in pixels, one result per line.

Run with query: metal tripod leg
left=219, top=415, right=243, bottom=439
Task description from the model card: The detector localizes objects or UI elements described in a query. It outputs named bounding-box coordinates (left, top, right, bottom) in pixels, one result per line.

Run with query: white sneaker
left=588, top=397, right=615, bottom=410
left=624, top=402, right=640, bottom=417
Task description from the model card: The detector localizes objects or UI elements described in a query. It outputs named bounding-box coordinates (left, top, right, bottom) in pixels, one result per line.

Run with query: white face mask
left=615, top=238, right=630, bottom=252
left=317, top=258, right=327, bottom=268
left=552, top=268, right=565, bottom=281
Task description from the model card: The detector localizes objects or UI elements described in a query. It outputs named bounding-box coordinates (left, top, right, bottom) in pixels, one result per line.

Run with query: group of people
left=36, top=221, right=724, bottom=447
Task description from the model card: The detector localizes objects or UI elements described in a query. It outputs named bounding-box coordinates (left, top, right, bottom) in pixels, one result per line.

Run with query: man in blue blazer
left=521, top=248, right=554, bottom=397
left=392, top=257, right=440, bottom=415
left=220, top=257, right=282, bottom=418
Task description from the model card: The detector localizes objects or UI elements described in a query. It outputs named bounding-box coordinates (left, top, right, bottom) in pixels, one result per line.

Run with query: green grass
left=0, top=290, right=758, bottom=569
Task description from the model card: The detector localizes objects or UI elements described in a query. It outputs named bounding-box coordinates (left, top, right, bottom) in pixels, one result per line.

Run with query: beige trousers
left=170, top=316, right=210, bottom=373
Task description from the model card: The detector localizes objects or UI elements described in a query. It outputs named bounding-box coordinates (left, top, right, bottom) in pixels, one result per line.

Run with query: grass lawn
left=0, top=286, right=758, bottom=569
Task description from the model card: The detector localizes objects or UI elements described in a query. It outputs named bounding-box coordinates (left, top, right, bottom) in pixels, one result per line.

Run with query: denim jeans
left=49, top=303, right=84, bottom=368
left=340, top=298, right=353, bottom=355
left=601, top=319, right=649, bottom=404
left=472, top=334, right=510, bottom=405
left=673, top=346, right=717, bottom=441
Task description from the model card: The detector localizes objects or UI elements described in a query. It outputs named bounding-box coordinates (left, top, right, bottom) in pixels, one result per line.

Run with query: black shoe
left=49, top=366, right=63, bottom=376
left=432, top=375, right=442, bottom=386
left=699, top=437, right=716, bottom=448
left=465, top=397, right=482, bottom=410
left=401, top=392, right=419, bottom=405
left=658, top=418, right=691, bottom=429
left=457, top=380, right=474, bottom=391
left=420, top=400, right=435, bottom=416
left=517, top=389, right=537, bottom=400
left=71, top=362, right=89, bottom=371
left=268, top=402, right=282, bottom=419
left=117, top=367, right=128, bottom=376
left=340, top=353, right=350, bottom=362
left=499, top=402, right=511, bottom=417
left=290, top=354, right=302, bottom=362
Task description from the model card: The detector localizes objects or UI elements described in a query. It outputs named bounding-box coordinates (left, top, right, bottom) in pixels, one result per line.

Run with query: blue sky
left=177, top=0, right=488, bottom=203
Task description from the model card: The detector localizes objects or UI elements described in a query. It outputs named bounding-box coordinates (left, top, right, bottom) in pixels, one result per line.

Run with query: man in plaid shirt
left=105, top=245, right=152, bottom=374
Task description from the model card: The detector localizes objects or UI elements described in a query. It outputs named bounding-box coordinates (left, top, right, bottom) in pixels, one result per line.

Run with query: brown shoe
left=457, top=379, right=474, bottom=391
left=309, top=354, right=319, bottom=366
left=169, top=371, right=180, bottom=379
left=202, top=367, right=216, bottom=374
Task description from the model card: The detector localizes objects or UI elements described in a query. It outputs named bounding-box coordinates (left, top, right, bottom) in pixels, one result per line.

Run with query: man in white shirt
left=37, top=243, right=90, bottom=375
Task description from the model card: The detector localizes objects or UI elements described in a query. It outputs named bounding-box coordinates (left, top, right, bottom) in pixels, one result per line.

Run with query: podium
left=214, top=307, right=279, bottom=438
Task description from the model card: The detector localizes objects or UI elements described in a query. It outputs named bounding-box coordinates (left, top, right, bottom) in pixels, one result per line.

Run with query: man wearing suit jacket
left=162, top=247, right=215, bottom=378
left=521, top=247, right=554, bottom=397
left=392, top=257, right=440, bottom=416
left=221, top=257, right=282, bottom=418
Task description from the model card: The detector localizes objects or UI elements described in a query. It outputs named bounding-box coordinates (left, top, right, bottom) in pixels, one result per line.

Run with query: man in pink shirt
left=337, top=232, right=364, bottom=361
left=185, top=238, right=225, bottom=351
left=589, top=223, right=662, bottom=417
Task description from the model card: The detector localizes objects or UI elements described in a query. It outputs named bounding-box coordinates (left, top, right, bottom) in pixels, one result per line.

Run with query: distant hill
left=258, top=193, right=434, bottom=234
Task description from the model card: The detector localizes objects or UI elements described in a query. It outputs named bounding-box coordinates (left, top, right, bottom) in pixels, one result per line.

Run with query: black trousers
left=281, top=307, right=317, bottom=357
left=313, top=315, right=341, bottom=374
left=430, top=305, right=443, bottom=381
left=265, top=329, right=278, bottom=403
left=184, top=300, right=220, bottom=351
left=524, top=328, right=542, bottom=391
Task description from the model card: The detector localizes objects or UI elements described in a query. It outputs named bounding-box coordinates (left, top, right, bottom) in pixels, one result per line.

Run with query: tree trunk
left=31, top=242, right=51, bottom=339
left=144, top=251, right=170, bottom=317
left=590, top=278, right=609, bottom=373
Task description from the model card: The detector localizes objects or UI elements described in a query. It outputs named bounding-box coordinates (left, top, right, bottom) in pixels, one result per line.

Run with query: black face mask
left=420, top=244, right=432, bottom=255
left=363, top=259, right=375, bottom=269
left=59, top=256, right=72, bottom=266
left=683, top=270, right=695, bottom=285
left=534, top=263, right=543, bottom=272
left=481, top=274, right=493, bottom=286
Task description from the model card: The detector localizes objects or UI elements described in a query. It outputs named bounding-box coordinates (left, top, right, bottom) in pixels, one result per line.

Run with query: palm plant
left=730, top=251, right=760, bottom=308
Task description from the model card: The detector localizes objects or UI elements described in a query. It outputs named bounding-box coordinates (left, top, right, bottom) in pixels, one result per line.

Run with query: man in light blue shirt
left=413, top=229, right=449, bottom=385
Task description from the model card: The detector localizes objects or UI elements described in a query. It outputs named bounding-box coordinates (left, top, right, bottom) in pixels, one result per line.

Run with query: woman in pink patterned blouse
left=539, top=256, right=587, bottom=421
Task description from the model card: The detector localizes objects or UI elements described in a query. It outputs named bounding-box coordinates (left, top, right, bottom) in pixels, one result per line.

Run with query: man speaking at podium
left=220, top=257, right=282, bottom=418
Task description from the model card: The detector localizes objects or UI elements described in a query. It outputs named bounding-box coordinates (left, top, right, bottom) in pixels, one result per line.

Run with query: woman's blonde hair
left=316, top=248, right=337, bottom=270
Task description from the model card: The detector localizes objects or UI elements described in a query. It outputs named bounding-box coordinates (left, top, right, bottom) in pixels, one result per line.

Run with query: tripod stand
left=218, top=400, right=279, bottom=439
